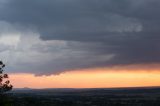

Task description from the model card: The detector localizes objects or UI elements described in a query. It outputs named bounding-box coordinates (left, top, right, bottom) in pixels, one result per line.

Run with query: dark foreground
left=1, top=87, right=160, bottom=106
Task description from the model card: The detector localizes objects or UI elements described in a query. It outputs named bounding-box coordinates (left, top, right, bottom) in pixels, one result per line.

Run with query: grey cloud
left=0, top=0, right=159, bottom=75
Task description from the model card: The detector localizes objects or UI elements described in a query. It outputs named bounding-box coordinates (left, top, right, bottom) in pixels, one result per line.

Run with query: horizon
left=13, top=86, right=160, bottom=89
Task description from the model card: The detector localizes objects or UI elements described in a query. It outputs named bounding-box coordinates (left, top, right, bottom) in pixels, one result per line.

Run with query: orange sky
left=9, top=67, right=160, bottom=88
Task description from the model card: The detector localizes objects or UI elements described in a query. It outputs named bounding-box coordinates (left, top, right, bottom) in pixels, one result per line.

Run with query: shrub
left=0, top=61, right=13, bottom=94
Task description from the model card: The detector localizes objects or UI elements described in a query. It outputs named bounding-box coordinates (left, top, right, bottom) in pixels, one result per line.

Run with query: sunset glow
left=10, top=68, right=160, bottom=88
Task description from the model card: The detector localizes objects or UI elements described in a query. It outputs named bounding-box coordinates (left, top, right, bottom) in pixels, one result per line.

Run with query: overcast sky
left=0, top=0, right=160, bottom=75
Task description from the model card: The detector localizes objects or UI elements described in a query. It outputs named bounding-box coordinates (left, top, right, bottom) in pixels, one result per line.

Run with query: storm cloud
left=0, top=0, right=160, bottom=75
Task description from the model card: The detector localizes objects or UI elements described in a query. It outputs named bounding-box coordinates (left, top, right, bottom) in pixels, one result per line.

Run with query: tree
left=0, top=61, right=13, bottom=93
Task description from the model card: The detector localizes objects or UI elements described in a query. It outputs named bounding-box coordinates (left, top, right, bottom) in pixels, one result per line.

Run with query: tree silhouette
left=0, top=61, right=13, bottom=93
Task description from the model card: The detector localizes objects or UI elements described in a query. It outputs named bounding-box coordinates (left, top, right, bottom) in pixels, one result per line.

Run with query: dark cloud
left=0, top=0, right=160, bottom=75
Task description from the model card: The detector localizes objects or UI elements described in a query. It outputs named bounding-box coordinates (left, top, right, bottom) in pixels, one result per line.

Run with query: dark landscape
left=1, top=87, right=160, bottom=106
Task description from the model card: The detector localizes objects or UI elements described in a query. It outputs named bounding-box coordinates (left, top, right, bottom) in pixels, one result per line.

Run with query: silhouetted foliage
left=0, top=61, right=13, bottom=94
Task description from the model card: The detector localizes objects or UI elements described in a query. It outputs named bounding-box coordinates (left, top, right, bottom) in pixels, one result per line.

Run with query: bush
left=0, top=61, right=13, bottom=94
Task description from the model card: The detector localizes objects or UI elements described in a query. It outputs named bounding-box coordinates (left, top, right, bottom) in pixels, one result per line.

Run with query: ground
left=1, top=87, right=160, bottom=106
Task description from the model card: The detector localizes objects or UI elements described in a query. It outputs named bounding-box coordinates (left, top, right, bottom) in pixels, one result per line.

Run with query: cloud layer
left=0, top=0, right=160, bottom=75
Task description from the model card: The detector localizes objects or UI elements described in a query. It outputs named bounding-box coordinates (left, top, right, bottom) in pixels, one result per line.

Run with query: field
left=1, top=87, right=160, bottom=106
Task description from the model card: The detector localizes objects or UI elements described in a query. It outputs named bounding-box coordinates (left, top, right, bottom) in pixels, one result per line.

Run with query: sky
left=0, top=0, right=160, bottom=88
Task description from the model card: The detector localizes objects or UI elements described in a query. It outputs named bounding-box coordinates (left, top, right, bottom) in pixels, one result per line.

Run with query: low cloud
left=0, top=0, right=159, bottom=75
